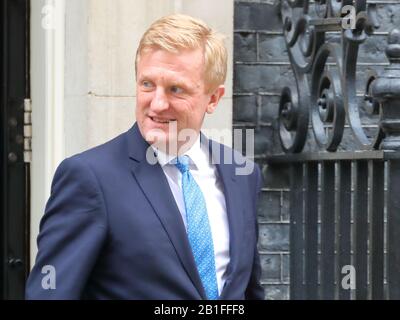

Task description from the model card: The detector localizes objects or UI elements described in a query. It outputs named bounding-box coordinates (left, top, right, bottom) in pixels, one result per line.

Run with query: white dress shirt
left=152, top=134, right=230, bottom=295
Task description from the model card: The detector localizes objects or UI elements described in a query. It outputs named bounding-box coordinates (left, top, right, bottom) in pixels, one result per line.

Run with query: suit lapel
left=126, top=124, right=206, bottom=299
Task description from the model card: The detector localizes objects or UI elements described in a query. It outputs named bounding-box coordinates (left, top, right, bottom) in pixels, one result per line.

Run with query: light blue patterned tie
left=175, top=155, right=219, bottom=300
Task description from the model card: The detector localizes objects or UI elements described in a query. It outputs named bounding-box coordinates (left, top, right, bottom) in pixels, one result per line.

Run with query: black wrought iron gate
left=266, top=0, right=400, bottom=299
left=1, top=0, right=30, bottom=299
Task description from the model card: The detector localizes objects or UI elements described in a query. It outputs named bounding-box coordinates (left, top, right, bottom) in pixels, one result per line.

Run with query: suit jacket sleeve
left=25, top=156, right=107, bottom=299
left=245, top=163, right=265, bottom=300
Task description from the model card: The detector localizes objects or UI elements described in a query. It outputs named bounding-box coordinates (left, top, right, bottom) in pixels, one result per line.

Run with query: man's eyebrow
left=138, top=73, right=196, bottom=89
left=170, top=76, right=201, bottom=89
left=170, top=79, right=190, bottom=88
left=137, top=73, right=153, bottom=80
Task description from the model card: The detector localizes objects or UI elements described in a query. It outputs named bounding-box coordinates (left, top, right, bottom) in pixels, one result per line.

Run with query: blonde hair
left=135, top=14, right=227, bottom=92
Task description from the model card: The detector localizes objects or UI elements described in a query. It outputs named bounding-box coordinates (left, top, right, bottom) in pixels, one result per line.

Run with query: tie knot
left=175, top=155, right=190, bottom=173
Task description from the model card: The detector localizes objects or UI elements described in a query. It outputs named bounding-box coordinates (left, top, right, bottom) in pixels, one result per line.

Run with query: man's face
left=136, top=47, right=224, bottom=153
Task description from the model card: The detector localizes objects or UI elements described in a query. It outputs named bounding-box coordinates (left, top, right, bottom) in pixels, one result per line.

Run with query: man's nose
left=150, top=88, right=169, bottom=112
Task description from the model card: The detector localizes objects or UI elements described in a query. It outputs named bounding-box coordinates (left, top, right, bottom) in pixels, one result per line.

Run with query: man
left=26, top=14, right=264, bottom=300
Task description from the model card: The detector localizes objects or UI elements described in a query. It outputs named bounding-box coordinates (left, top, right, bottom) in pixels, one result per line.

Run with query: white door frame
left=30, top=0, right=66, bottom=264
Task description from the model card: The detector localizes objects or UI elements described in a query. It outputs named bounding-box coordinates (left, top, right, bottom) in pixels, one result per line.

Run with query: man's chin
left=141, top=125, right=198, bottom=155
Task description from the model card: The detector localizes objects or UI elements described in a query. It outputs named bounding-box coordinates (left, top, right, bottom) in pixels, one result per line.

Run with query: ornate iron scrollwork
left=310, top=43, right=345, bottom=151
left=278, top=0, right=396, bottom=153
left=372, top=29, right=400, bottom=151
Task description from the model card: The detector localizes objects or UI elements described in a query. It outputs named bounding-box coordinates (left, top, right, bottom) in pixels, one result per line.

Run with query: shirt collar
left=151, top=133, right=203, bottom=170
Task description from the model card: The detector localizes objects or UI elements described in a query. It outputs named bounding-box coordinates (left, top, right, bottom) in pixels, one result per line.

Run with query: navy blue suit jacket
left=26, top=124, right=264, bottom=299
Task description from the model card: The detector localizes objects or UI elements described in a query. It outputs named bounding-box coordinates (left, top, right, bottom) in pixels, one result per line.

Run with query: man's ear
left=206, top=85, right=225, bottom=114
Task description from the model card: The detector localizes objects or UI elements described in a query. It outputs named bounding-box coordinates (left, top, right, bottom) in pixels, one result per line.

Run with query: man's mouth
left=149, top=116, right=176, bottom=124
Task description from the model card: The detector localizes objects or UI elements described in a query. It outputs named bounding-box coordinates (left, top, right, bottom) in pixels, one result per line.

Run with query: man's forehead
left=138, top=70, right=189, bottom=82
left=139, top=47, right=204, bottom=66
left=137, top=50, right=205, bottom=81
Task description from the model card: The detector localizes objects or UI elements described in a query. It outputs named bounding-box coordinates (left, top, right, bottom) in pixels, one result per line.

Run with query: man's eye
left=142, top=81, right=153, bottom=88
left=170, top=86, right=184, bottom=94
